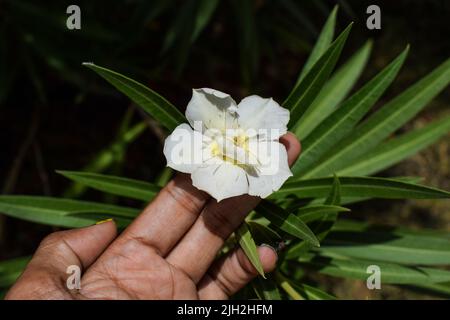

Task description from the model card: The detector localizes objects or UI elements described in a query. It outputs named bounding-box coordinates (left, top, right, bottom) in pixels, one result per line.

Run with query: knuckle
left=39, top=231, right=65, bottom=248
left=164, top=179, right=206, bottom=216
left=203, top=208, right=237, bottom=239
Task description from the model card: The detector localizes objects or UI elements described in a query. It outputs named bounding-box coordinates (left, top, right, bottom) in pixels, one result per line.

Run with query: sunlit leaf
left=296, top=255, right=450, bottom=284
left=291, top=46, right=409, bottom=176
left=0, top=196, right=135, bottom=228
left=274, top=176, right=450, bottom=200
left=284, top=23, right=352, bottom=129
left=295, top=5, right=337, bottom=85
left=295, top=40, right=372, bottom=139
left=337, top=114, right=450, bottom=176
left=305, top=57, right=450, bottom=178
left=58, top=171, right=159, bottom=202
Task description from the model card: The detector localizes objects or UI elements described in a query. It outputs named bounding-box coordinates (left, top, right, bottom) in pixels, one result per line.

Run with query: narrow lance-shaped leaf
left=410, top=282, right=450, bottom=298
left=319, top=229, right=450, bottom=265
left=236, top=222, right=265, bottom=278
left=275, top=272, right=303, bottom=300
left=303, top=176, right=424, bottom=206
left=295, top=5, right=337, bottom=85
left=0, top=196, right=136, bottom=228
left=256, top=200, right=320, bottom=247
left=247, top=221, right=282, bottom=245
left=291, top=46, right=409, bottom=177
left=304, top=56, right=450, bottom=178
left=295, top=255, right=450, bottom=285
left=273, top=176, right=450, bottom=200
left=333, top=218, right=450, bottom=240
left=289, top=283, right=336, bottom=300
left=58, top=171, right=160, bottom=202
left=286, top=175, right=342, bottom=258
left=292, top=205, right=349, bottom=224
left=83, top=63, right=185, bottom=131
left=295, top=40, right=372, bottom=139
left=337, top=114, right=450, bottom=176
left=284, top=23, right=353, bottom=129
left=252, top=275, right=282, bottom=300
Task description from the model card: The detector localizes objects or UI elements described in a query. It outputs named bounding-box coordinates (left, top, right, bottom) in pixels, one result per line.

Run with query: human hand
left=5, top=133, right=300, bottom=300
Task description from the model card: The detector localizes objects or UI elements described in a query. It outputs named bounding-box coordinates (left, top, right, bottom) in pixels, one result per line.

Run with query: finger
left=118, top=173, right=210, bottom=256
left=5, top=220, right=117, bottom=299
left=166, top=133, right=300, bottom=283
left=198, top=245, right=278, bottom=299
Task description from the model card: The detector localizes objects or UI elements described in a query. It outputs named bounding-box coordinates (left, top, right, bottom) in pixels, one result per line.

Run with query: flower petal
left=186, top=88, right=238, bottom=132
left=163, top=123, right=204, bottom=174
left=191, top=162, right=249, bottom=201
left=247, top=141, right=292, bottom=198
left=237, top=95, right=289, bottom=139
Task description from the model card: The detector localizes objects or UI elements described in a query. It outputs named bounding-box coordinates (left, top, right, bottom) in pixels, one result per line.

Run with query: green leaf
left=247, top=221, right=282, bottom=244
left=275, top=272, right=303, bottom=300
left=0, top=256, right=30, bottom=287
left=0, top=196, right=136, bottom=228
left=303, top=177, right=423, bottom=206
left=304, top=57, right=450, bottom=178
left=83, top=63, right=185, bottom=131
left=273, top=176, right=450, bottom=200
left=291, top=46, right=409, bottom=176
left=296, top=255, right=450, bottom=285
left=252, top=275, right=282, bottom=300
left=284, top=23, right=353, bottom=129
left=410, top=282, right=450, bottom=298
left=236, top=222, right=265, bottom=278
left=333, top=219, right=450, bottom=240
left=192, top=0, right=219, bottom=42
left=295, top=5, right=337, bottom=85
left=257, top=200, right=320, bottom=247
left=337, top=114, right=450, bottom=176
left=286, top=176, right=342, bottom=258
left=155, top=167, right=174, bottom=187
left=320, top=220, right=450, bottom=265
left=319, top=229, right=450, bottom=265
left=58, top=171, right=160, bottom=202
left=290, top=283, right=336, bottom=300
left=295, top=40, right=372, bottom=139
left=295, top=205, right=349, bottom=224
left=324, top=174, right=341, bottom=205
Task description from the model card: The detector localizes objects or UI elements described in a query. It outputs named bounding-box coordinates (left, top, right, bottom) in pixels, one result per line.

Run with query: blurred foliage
left=0, top=0, right=341, bottom=103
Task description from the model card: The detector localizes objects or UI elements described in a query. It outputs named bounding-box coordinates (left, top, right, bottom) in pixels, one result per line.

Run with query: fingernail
left=95, top=218, right=113, bottom=225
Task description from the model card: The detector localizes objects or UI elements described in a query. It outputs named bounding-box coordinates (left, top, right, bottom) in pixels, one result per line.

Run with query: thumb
left=6, top=220, right=117, bottom=299
left=31, top=219, right=118, bottom=272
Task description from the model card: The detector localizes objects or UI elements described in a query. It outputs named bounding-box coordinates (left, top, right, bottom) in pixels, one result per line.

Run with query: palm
left=80, top=241, right=198, bottom=299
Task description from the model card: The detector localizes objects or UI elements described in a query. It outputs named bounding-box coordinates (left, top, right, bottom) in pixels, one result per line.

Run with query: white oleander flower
left=163, top=88, right=292, bottom=201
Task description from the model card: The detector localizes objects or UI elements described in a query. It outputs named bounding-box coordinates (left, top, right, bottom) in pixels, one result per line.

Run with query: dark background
left=1, top=0, right=449, bottom=299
